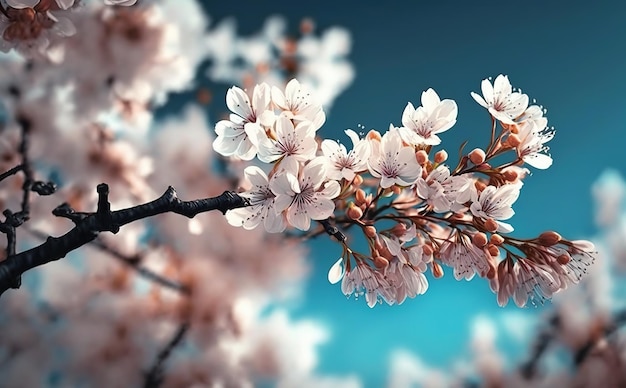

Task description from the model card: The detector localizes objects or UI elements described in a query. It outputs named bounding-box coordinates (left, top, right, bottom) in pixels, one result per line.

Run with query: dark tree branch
left=143, top=322, right=189, bottom=388
left=0, top=164, right=24, bottom=182
left=318, top=218, right=347, bottom=243
left=0, top=185, right=250, bottom=297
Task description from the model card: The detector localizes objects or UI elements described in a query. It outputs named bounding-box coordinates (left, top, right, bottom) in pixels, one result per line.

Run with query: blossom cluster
left=217, top=75, right=597, bottom=308
left=0, top=1, right=359, bottom=386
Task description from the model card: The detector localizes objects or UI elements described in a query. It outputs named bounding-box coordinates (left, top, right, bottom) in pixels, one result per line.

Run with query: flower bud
left=392, top=185, right=402, bottom=195
left=507, top=134, right=521, bottom=147
left=364, top=225, right=377, bottom=239
left=487, top=244, right=500, bottom=257
left=557, top=254, right=571, bottom=265
left=474, top=180, right=487, bottom=192
left=367, top=130, right=382, bottom=142
left=434, top=150, right=448, bottom=164
left=415, top=150, right=429, bottom=165
left=486, top=265, right=496, bottom=279
left=347, top=203, right=363, bottom=220
left=431, top=262, right=444, bottom=278
left=373, top=256, right=389, bottom=269
left=484, top=218, right=499, bottom=233
left=538, top=231, right=562, bottom=246
left=422, top=244, right=433, bottom=256
left=352, top=174, right=364, bottom=186
left=469, top=148, right=486, bottom=165
left=472, top=232, right=488, bottom=247
left=391, top=222, right=407, bottom=237
left=355, top=188, right=367, bottom=205
left=490, top=233, right=505, bottom=245
left=502, top=169, right=518, bottom=182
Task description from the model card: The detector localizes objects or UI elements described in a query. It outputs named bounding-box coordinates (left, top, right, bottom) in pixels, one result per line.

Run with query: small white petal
left=328, top=258, right=345, bottom=284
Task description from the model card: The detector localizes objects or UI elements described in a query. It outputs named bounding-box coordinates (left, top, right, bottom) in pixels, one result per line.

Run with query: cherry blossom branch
left=319, top=219, right=347, bottom=243
left=0, top=184, right=250, bottom=297
left=0, top=164, right=24, bottom=182
left=143, top=321, right=189, bottom=388
left=0, top=116, right=56, bottom=288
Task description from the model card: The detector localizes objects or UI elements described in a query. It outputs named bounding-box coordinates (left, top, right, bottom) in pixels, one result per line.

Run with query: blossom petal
left=328, top=258, right=345, bottom=284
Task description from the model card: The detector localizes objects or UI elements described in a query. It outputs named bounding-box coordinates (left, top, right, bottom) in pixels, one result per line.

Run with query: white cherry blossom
left=104, top=0, right=138, bottom=5
left=270, top=157, right=341, bottom=231
left=256, top=113, right=318, bottom=170
left=271, top=78, right=325, bottom=125
left=398, top=88, right=458, bottom=146
left=471, top=75, right=529, bottom=124
left=212, top=83, right=275, bottom=160
left=470, top=184, right=521, bottom=233
left=385, top=259, right=429, bottom=304
left=515, top=107, right=555, bottom=170
left=225, top=166, right=285, bottom=233
left=439, top=231, right=491, bottom=280
left=341, top=262, right=394, bottom=308
left=368, top=127, right=422, bottom=189
left=416, top=166, right=476, bottom=213
left=321, top=129, right=370, bottom=181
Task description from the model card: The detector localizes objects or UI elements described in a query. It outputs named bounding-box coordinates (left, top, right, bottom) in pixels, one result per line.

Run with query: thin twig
left=143, top=322, right=189, bottom=388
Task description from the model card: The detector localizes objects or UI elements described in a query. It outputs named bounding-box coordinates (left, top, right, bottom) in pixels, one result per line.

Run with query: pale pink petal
left=328, top=258, right=345, bottom=284
left=6, top=0, right=39, bottom=9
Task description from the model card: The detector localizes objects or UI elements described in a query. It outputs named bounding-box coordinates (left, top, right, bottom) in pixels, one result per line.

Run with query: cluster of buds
left=215, top=75, right=596, bottom=308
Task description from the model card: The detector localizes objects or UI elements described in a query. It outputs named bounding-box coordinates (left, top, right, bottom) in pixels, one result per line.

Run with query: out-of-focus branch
left=519, top=313, right=560, bottom=379
left=0, top=184, right=250, bottom=297
left=25, top=227, right=191, bottom=295
left=143, top=322, right=189, bottom=388
left=574, top=309, right=626, bottom=366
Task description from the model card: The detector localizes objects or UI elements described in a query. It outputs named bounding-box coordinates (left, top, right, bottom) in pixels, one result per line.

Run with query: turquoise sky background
left=201, top=1, right=626, bottom=385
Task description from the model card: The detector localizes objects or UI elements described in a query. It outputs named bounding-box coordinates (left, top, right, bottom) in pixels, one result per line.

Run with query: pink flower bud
left=367, top=130, right=382, bottom=141
left=484, top=218, right=499, bottom=233
left=490, top=234, right=505, bottom=245
left=347, top=203, right=363, bottom=220
left=352, top=174, right=364, bottom=186
left=472, top=232, right=488, bottom=247
left=373, top=256, right=389, bottom=269
left=355, top=188, right=367, bottom=205
left=507, top=134, right=521, bottom=147
left=391, top=223, right=407, bottom=237
left=364, top=225, right=377, bottom=238
left=469, top=148, right=486, bottom=165
left=431, top=262, right=444, bottom=278
left=415, top=150, right=429, bottom=165
left=487, top=244, right=500, bottom=257
left=538, top=231, right=562, bottom=246
left=557, top=254, right=571, bottom=265
left=502, top=169, right=518, bottom=182
left=434, top=150, right=448, bottom=164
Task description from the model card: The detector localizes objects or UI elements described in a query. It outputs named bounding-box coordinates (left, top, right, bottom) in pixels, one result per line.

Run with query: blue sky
left=201, top=1, right=626, bottom=385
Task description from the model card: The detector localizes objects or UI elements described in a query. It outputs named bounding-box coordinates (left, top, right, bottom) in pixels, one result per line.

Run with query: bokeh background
left=196, top=0, right=626, bottom=385
left=0, top=0, right=624, bottom=386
